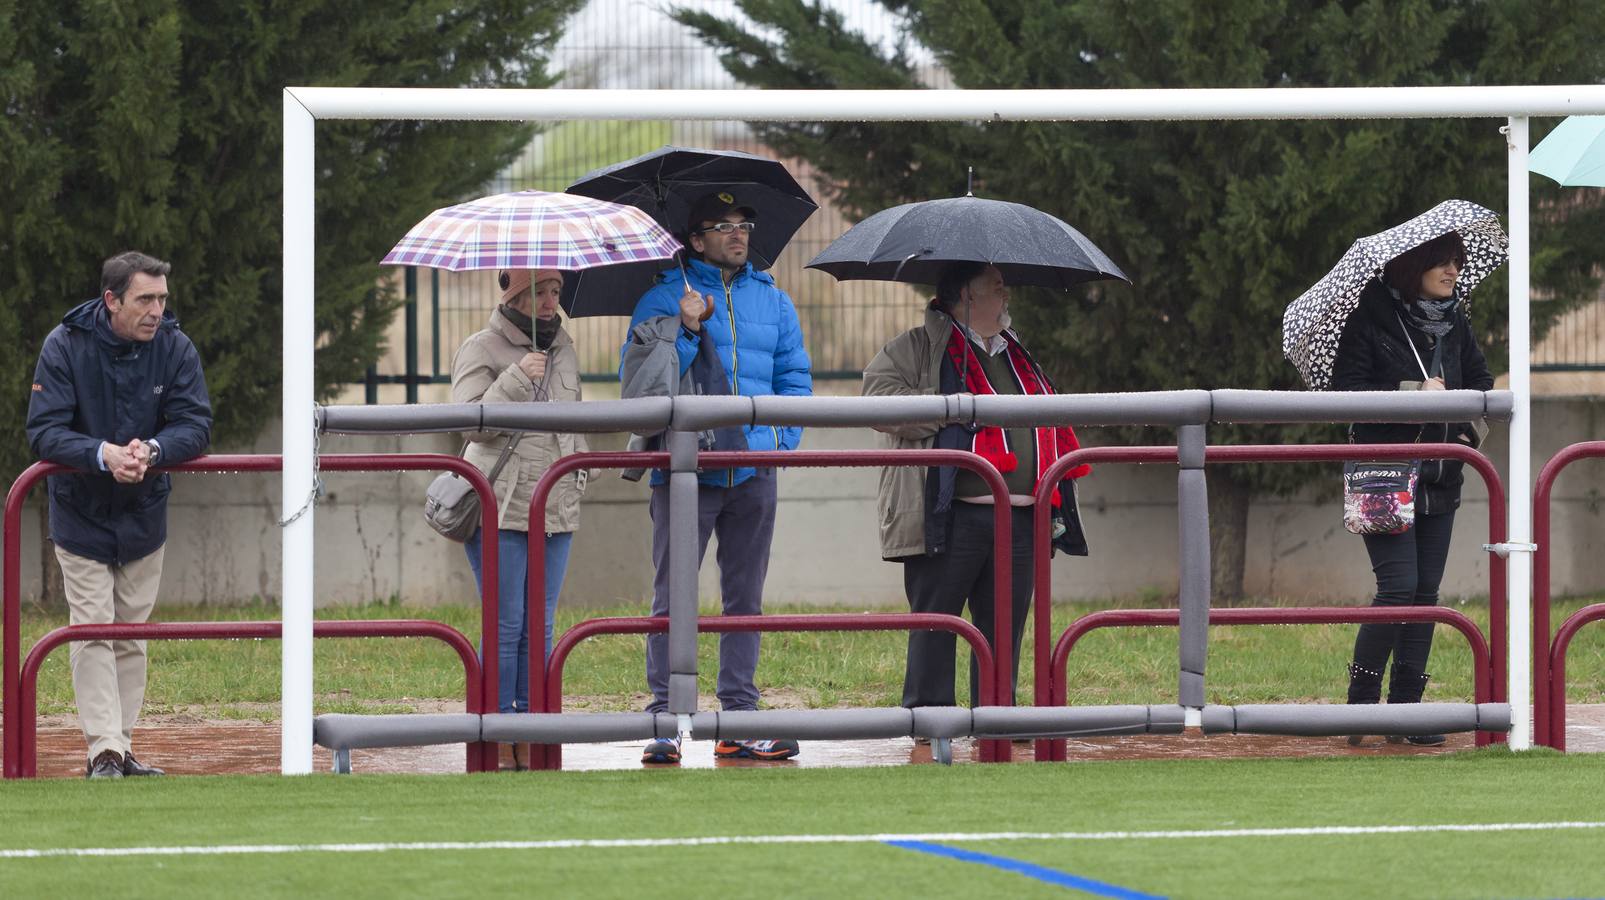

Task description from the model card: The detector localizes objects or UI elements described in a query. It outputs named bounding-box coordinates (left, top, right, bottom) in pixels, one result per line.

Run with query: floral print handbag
left=1341, top=460, right=1418, bottom=535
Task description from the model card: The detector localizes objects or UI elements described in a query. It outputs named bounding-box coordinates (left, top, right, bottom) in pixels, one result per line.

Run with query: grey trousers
left=645, top=471, right=777, bottom=713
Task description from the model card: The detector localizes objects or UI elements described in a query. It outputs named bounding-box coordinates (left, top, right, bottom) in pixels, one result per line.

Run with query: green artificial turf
left=0, top=750, right=1601, bottom=898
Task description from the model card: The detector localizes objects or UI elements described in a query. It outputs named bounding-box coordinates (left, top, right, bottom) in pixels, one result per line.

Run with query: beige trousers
left=56, top=545, right=165, bottom=761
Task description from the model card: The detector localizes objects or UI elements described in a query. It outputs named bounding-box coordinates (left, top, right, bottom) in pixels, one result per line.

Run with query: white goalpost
left=282, top=84, right=1605, bottom=774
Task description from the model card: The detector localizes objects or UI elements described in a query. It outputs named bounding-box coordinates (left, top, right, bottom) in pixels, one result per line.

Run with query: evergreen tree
left=0, top=0, right=583, bottom=601
left=674, top=0, right=1605, bottom=600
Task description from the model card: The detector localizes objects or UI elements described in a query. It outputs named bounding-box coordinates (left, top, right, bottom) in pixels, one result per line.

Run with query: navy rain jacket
left=26, top=298, right=212, bottom=565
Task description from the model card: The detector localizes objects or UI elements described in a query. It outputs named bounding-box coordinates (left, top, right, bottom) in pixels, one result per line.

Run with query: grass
left=0, top=750, right=1603, bottom=897
left=18, top=595, right=1605, bottom=718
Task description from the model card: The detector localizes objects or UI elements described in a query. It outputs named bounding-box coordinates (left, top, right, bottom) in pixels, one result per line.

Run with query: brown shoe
left=86, top=750, right=124, bottom=779
left=123, top=751, right=166, bottom=776
left=499, top=742, right=531, bottom=772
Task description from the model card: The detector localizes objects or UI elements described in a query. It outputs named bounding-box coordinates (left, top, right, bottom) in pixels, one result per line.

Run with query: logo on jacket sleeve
left=153, top=385, right=164, bottom=395
left=31, top=383, right=42, bottom=392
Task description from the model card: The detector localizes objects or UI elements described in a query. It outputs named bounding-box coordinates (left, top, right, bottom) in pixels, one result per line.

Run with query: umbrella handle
left=890, top=251, right=925, bottom=283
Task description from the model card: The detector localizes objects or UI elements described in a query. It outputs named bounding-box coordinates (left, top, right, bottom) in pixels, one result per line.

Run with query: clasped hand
left=104, top=439, right=152, bottom=484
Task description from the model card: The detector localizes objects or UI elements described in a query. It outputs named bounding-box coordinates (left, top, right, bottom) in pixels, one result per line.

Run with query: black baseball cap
left=687, top=191, right=758, bottom=231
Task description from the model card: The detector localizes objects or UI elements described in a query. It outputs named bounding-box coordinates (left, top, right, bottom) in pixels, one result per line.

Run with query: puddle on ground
left=16, top=706, right=1603, bottom=778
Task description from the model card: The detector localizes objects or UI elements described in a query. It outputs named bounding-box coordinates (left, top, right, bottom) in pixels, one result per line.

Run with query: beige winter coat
left=450, top=308, right=588, bottom=533
left=861, top=307, right=952, bottom=559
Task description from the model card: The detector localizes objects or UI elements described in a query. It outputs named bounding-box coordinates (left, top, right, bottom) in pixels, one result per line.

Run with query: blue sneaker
left=642, top=736, right=681, bottom=764
left=713, top=738, right=800, bottom=761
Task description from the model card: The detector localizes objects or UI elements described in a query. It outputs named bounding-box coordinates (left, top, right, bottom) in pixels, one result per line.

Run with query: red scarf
left=944, top=324, right=1090, bottom=506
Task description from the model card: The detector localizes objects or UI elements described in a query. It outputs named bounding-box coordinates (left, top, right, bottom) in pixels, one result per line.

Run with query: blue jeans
left=465, top=528, right=574, bottom=714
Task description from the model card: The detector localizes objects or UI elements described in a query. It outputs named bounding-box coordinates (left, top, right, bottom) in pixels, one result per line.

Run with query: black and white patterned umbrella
left=1282, top=199, right=1508, bottom=390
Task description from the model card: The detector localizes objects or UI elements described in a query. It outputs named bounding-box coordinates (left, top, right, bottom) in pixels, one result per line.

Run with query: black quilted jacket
left=1330, top=279, right=1493, bottom=515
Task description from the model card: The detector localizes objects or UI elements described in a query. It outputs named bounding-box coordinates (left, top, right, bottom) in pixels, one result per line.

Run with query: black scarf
left=499, top=303, right=533, bottom=337
left=1402, top=295, right=1459, bottom=338
left=1384, top=281, right=1459, bottom=338
left=535, top=312, right=560, bottom=350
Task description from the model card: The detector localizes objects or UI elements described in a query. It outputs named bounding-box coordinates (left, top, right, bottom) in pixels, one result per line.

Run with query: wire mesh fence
left=369, top=0, right=1605, bottom=393
left=374, top=0, right=935, bottom=389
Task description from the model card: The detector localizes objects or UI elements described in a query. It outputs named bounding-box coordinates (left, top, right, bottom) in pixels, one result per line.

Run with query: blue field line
left=885, top=839, right=1166, bottom=899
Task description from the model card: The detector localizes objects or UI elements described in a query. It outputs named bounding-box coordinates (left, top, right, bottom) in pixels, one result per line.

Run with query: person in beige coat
left=451, top=268, right=589, bottom=722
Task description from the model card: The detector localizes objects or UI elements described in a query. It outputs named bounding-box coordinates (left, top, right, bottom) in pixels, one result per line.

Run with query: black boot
left=1385, top=664, right=1445, bottom=745
left=1345, top=662, right=1383, bottom=746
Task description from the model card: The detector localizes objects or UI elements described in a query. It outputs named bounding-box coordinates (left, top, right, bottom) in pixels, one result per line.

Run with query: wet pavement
left=17, top=705, right=1605, bottom=778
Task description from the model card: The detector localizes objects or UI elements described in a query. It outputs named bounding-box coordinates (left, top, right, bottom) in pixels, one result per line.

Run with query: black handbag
left=423, top=434, right=523, bottom=543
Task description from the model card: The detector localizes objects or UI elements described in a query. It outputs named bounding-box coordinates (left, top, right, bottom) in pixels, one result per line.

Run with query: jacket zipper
left=724, top=278, right=739, bottom=487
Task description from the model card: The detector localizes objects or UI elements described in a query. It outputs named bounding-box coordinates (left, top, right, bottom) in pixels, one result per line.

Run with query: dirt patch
left=15, top=705, right=1603, bottom=779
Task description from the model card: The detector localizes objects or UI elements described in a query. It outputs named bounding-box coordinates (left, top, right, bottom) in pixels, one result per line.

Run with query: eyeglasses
left=693, top=221, right=756, bottom=235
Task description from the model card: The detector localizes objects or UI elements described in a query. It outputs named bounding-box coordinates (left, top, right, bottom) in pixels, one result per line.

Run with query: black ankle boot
left=1345, top=662, right=1383, bottom=746
left=1387, top=664, right=1430, bottom=704
left=1385, top=666, right=1444, bottom=745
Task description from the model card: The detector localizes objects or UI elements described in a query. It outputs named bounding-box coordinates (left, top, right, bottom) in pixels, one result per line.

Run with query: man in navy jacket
left=25, top=251, right=212, bottom=779
left=621, top=191, right=812, bottom=765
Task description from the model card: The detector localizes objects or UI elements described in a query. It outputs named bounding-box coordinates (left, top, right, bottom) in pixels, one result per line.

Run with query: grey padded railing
left=312, top=701, right=1511, bottom=771
left=316, top=389, right=1513, bottom=435
left=311, top=390, right=1516, bottom=764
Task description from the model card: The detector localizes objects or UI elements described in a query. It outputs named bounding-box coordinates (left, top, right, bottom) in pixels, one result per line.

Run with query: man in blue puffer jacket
left=621, top=191, right=812, bottom=764
left=25, top=251, right=212, bottom=779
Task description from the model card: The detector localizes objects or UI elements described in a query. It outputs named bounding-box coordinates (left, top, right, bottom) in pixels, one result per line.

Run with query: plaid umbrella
left=1282, top=199, right=1508, bottom=390
left=381, top=190, right=682, bottom=272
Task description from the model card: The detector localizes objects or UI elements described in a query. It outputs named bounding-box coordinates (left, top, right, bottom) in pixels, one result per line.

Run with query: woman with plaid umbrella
left=451, top=268, right=590, bottom=767
left=386, top=189, right=680, bottom=769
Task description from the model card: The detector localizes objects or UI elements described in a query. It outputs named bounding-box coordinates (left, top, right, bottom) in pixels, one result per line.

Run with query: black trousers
left=1353, top=508, right=1457, bottom=702
left=901, top=503, right=1035, bottom=707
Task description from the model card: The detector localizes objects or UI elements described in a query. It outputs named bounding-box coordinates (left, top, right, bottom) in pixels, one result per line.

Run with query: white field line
left=2, top=821, right=1603, bottom=860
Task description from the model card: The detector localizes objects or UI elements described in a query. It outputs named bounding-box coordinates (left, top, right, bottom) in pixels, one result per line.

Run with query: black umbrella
left=567, top=145, right=818, bottom=272
left=556, top=258, right=680, bottom=318
left=805, top=195, right=1128, bottom=289
left=560, top=146, right=820, bottom=318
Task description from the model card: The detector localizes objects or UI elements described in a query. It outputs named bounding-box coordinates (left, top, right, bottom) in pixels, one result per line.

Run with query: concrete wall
left=10, top=393, right=1605, bottom=607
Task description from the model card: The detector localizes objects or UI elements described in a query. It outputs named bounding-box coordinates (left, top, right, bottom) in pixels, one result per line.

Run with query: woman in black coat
left=1329, top=231, right=1493, bottom=745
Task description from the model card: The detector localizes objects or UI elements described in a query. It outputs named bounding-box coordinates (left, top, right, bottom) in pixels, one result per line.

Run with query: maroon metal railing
left=1534, top=441, right=1605, bottom=748
left=1548, top=604, right=1605, bottom=752
left=15, top=619, right=481, bottom=777
left=526, top=450, right=1016, bottom=767
left=1030, top=443, right=1506, bottom=761
left=1047, top=606, right=1493, bottom=760
left=534, top=612, right=994, bottom=770
left=3, top=454, right=501, bottom=778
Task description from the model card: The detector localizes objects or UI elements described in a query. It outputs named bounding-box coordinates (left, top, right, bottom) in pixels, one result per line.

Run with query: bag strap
left=1394, top=311, right=1436, bottom=381
left=483, top=432, right=524, bottom=483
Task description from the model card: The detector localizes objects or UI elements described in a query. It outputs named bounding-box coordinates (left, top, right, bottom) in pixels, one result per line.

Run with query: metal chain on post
left=276, top=405, right=325, bottom=528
